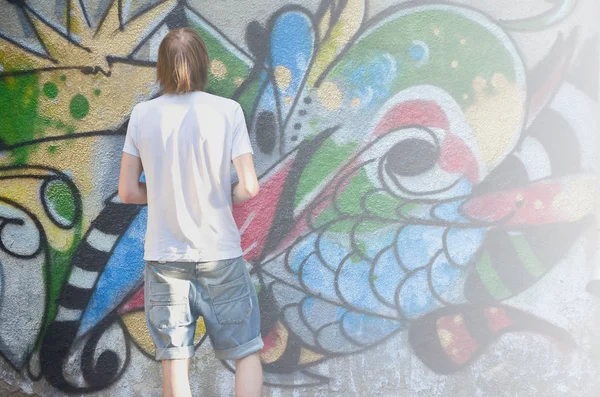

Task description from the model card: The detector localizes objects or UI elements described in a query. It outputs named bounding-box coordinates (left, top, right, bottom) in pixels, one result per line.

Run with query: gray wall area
left=0, top=0, right=598, bottom=395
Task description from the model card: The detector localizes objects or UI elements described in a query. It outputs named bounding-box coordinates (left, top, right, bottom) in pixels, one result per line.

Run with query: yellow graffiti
left=274, top=65, right=292, bottom=90
left=317, top=81, right=343, bottom=110
left=260, top=321, right=288, bottom=364
left=0, top=168, right=78, bottom=251
left=309, top=0, right=365, bottom=87
left=0, top=135, right=117, bottom=233
left=551, top=175, right=596, bottom=222
left=437, top=328, right=453, bottom=348
left=299, top=348, right=325, bottom=365
left=122, top=311, right=206, bottom=356
left=234, top=76, right=244, bottom=87
left=36, top=64, right=156, bottom=133
left=465, top=73, right=525, bottom=169
left=23, top=1, right=176, bottom=71
left=210, top=59, right=228, bottom=79
left=2, top=0, right=176, bottom=134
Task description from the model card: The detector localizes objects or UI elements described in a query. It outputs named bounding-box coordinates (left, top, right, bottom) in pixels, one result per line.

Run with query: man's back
left=123, top=91, right=254, bottom=261
left=118, top=28, right=263, bottom=397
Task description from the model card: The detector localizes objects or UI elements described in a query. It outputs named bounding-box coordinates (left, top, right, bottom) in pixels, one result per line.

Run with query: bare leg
left=162, top=358, right=192, bottom=397
left=235, top=352, right=263, bottom=397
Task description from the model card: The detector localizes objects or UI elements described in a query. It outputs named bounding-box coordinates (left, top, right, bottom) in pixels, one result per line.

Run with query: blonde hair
left=156, top=28, right=209, bottom=94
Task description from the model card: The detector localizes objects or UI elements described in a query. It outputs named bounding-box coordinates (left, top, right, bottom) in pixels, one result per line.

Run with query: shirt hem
left=143, top=248, right=243, bottom=262
left=231, top=148, right=254, bottom=159
left=122, top=146, right=140, bottom=157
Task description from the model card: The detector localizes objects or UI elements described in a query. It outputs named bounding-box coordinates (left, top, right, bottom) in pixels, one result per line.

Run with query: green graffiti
left=43, top=82, right=58, bottom=99
left=312, top=205, right=340, bottom=229
left=511, top=235, right=546, bottom=278
left=335, top=169, right=375, bottom=216
left=294, top=140, right=358, bottom=208
left=355, top=239, right=368, bottom=257
left=364, top=191, right=400, bottom=220
left=329, top=10, right=518, bottom=109
left=237, top=78, right=261, bottom=115
left=320, top=218, right=355, bottom=234
left=94, top=89, right=101, bottom=96
left=476, top=251, right=512, bottom=299
left=0, top=75, right=40, bottom=164
left=69, top=94, right=89, bottom=119
left=354, top=217, right=396, bottom=236
left=46, top=180, right=76, bottom=224
left=187, top=9, right=251, bottom=98
left=199, top=33, right=250, bottom=97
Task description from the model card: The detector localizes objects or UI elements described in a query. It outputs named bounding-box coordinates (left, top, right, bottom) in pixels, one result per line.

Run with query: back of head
left=156, top=28, right=209, bottom=94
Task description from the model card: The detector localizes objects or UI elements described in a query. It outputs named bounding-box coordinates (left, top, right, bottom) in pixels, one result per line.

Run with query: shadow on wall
left=0, top=0, right=597, bottom=394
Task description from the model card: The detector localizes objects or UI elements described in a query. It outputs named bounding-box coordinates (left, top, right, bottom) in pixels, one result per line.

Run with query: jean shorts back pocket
left=149, top=280, right=192, bottom=330
left=208, top=275, right=252, bottom=325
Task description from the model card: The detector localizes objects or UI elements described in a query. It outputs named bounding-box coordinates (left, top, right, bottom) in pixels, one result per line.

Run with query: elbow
left=247, top=183, right=260, bottom=199
left=118, top=191, right=130, bottom=204
left=118, top=187, right=134, bottom=204
left=237, top=183, right=259, bottom=203
left=245, top=180, right=260, bottom=199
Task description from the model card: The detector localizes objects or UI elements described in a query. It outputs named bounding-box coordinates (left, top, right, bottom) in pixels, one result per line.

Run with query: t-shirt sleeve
left=123, top=105, right=140, bottom=157
left=231, top=104, right=254, bottom=159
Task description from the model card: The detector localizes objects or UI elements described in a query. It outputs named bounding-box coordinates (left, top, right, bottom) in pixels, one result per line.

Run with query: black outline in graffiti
left=0, top=130, right=125, bottom=151
left=0, top=194, right=52, bottom=373
left=40, top=190, right=142, bottom=392
left=0, top=0, right=595, bottom=392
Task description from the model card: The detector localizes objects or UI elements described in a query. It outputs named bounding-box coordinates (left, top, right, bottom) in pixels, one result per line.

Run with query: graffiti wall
left=0, top=0, right=598, bottom=395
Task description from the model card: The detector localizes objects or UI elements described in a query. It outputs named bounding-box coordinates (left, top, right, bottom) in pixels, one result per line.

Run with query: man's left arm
left=118, top=153, right=147, bottom=204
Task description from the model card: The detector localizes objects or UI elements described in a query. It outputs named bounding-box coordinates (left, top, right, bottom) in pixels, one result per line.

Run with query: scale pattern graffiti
left=0, top=0, right=597, bottom=392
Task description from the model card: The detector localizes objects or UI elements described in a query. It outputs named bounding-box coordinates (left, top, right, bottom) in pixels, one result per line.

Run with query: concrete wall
left=0, top=0, right=599, bottom=395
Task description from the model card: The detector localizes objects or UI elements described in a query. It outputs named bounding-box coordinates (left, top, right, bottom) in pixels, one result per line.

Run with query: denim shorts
left=144, top=256, right=263, bottom=361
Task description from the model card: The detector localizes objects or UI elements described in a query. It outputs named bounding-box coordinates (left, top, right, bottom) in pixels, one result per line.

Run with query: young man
left=118, top=28, right=263, bottom=397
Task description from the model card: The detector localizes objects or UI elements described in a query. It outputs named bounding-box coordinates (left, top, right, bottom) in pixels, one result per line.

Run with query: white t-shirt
left=122, top=91, right=254, bottom=262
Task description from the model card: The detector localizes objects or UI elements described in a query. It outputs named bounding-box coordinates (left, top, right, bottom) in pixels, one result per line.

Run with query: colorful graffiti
left=0, top=0, right=597, bottom=394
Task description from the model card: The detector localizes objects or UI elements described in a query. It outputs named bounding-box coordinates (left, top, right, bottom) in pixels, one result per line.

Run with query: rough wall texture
left=0, top=0, right=599, bottom=396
